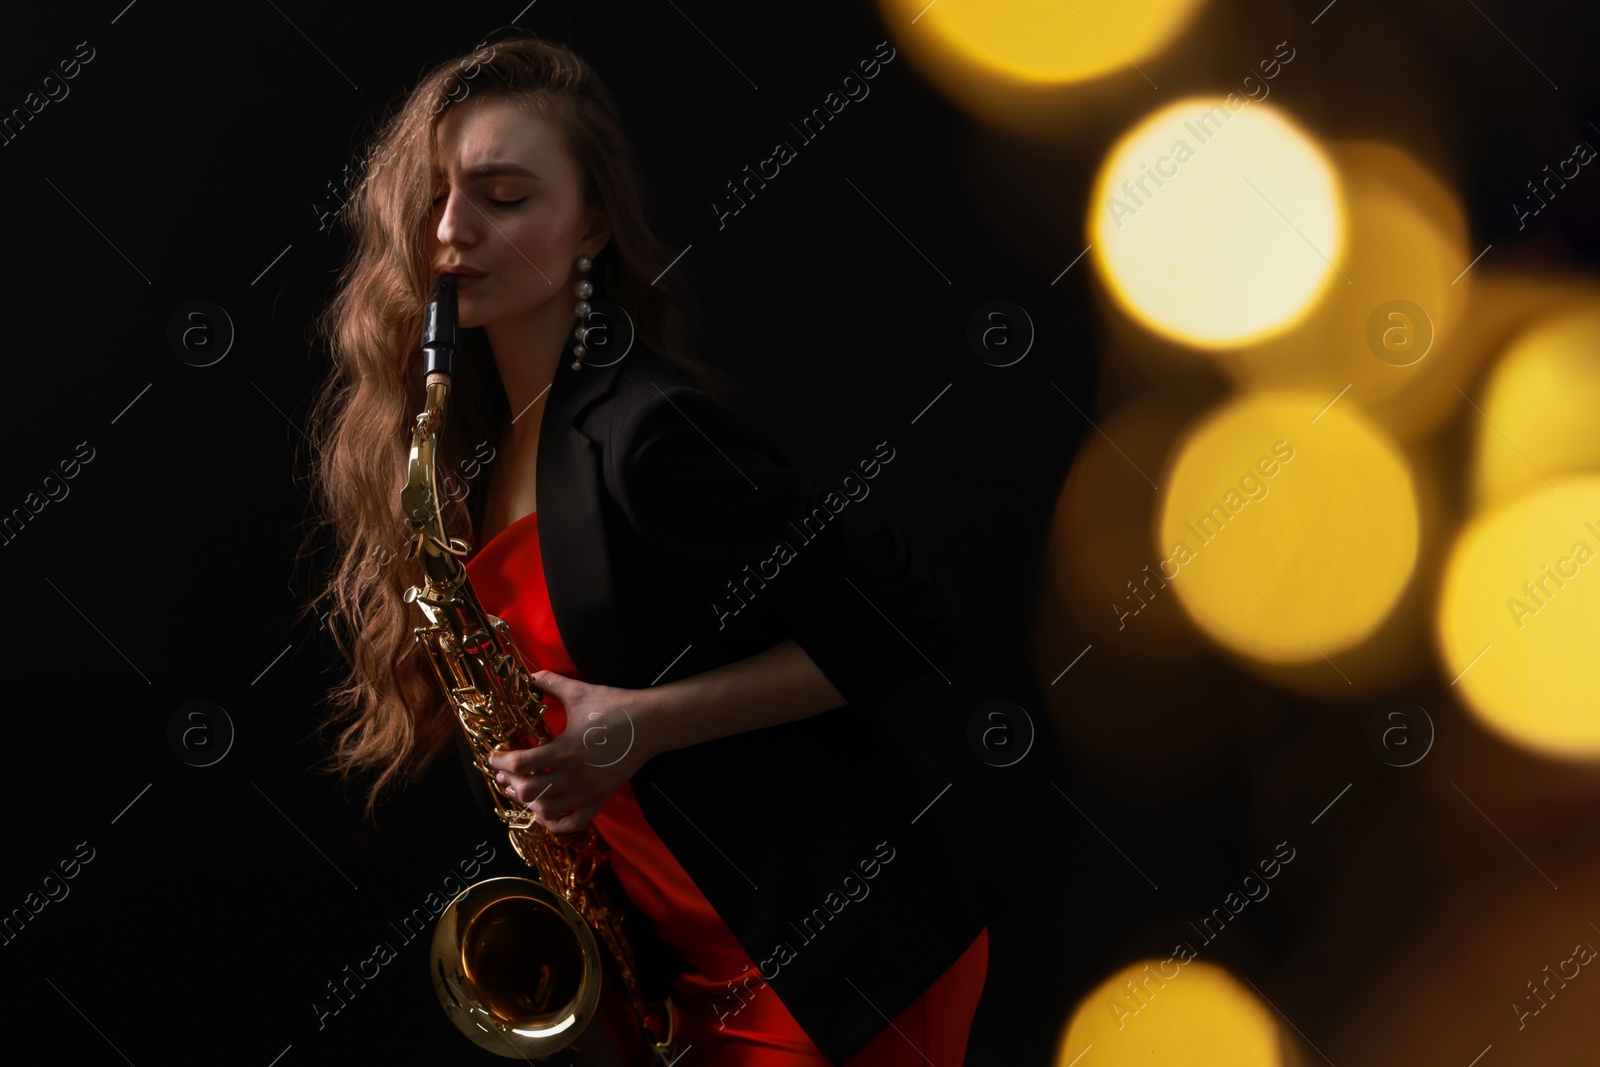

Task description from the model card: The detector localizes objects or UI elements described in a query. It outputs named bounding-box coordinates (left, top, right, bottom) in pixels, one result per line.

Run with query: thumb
left=534, top=669, right=572, bottom=694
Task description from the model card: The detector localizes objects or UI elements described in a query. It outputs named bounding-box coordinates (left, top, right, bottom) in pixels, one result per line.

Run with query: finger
left=489, top=740, right=559, bottom=770
left=490, top=745, right=558, bottom=774
left=488, top=751, right=536, bottom=774
left=501, top=776, right=554, bottom=805
left=498, top=763, right=568, bottom=795
left=534, top=792, right=577, bottom=823
left=540, top=802, right=592, bottom=835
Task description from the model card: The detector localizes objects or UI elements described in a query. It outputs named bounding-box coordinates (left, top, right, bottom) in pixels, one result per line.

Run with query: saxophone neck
left=402, top=376, right=453, bottom=546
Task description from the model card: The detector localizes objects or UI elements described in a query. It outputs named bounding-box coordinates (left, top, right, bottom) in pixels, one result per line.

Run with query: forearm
left=635, top=638, right=847, bottom=754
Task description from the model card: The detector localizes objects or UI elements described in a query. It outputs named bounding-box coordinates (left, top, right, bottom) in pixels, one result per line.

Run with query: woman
left=301, top=31, right=1004, bottom=1066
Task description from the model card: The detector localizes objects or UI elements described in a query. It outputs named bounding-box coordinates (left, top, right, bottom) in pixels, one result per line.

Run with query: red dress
left=466, top=509, right=989, bottom=1066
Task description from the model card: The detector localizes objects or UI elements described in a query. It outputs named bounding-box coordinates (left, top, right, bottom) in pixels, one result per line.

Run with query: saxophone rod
left=402, top=271, right=460, bottom=551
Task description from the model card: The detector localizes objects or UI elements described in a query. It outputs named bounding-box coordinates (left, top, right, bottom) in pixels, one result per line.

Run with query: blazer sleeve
left=607, top=383, right=963, bottom=709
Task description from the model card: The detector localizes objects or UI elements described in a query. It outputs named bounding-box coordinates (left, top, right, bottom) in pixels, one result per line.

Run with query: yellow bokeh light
left=1224, top=142, right=1470, bottom=440
left=1090, top=98, right=1344, bottom=348
left=1437, top=477, right=1600, bottom=760
left=1472, top=304, right=1600, bottom=511
left=1058, top=958, right=1283, bottom=1065
left=876, top=0, right=1206, bottom=85
left=1157, top=393, right=1418, bottom=663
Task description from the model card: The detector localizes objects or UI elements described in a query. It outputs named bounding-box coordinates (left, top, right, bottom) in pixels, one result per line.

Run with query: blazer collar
left=532, top=329, right=635, bottom=687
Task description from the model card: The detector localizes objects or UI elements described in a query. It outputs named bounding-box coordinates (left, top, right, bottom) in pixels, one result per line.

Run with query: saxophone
left=401, top=272, right=678, bottom=1064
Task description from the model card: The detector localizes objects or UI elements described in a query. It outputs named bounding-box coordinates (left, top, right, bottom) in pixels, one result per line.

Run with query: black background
left=3, top=1, right=1599, bottom=1064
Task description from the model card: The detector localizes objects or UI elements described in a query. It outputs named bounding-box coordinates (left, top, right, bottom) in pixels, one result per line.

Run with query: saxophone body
left=401, top=273, right=677, bottom=1064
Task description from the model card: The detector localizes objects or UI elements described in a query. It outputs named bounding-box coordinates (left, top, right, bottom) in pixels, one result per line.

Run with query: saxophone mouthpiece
left=423, top=273, right=459, bottom=378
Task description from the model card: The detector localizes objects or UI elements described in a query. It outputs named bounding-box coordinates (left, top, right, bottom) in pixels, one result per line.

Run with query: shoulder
left=606, top=342, right=699, bottom=403
left=580, top=344, right=700, bottom=443
left=587, top=345, right=774, bottom=479
left=581, top=349, right=807, bottom=537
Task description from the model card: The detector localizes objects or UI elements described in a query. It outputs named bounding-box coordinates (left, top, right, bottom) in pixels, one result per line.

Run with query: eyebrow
left=458, top=162, right=541, bottom=181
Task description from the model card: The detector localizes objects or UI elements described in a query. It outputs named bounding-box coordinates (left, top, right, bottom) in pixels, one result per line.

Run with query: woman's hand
left=486, top=670, right=658, bottom=836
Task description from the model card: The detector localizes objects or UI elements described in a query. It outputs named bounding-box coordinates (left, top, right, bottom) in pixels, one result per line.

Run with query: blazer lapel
left=536, top=334, right=633, bottom=687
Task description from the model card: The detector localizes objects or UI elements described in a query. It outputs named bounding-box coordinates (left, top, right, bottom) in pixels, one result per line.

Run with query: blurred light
left=1472, top=304, right=1600, bottom=511
left=1090, top=98, right=1343, bottom=348
left=1157, top=393, right=1418, bottom=663
left=1437, top=477, right=1600, bottom=760
left=876, top=0, right=1206, bottom=86
left=1058, top=958, right=1283, bottom=1065
left=1046, top=395, right=1210, bottom=661
left=1222, top=142, right=1471, bottom=440
left=1038, top=393, right=1275, bottom=786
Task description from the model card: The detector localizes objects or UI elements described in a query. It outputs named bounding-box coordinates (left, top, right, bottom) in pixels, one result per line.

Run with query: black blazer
left=457, top=333, right=1006, bottom=1064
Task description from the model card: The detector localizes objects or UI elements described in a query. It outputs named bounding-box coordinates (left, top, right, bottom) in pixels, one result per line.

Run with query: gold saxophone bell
left=430, top=876, right=610, bottom=1060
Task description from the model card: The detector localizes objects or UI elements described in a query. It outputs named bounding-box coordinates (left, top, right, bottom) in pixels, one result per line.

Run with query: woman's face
left=426, top=94, right=609, bottom=329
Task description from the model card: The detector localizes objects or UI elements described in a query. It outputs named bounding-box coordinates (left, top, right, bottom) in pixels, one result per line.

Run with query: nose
left=433, top=185, right=477, bottom=249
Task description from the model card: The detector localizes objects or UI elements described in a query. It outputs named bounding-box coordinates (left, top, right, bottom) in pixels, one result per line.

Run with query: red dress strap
left=465, top=512, right=988, bottom=1064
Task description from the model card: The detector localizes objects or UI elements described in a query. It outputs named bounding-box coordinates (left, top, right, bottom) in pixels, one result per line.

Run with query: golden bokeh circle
left=1058, top=957, right=1284, bottom=1065
left=877, top=0, right=1207, bottom=86
left=1157, top=393, right=1418, bottom=662
left=1471, top=304, right=1600, bottom=511
left=1437, top=476, right=1600, bottom=760
left=1090, top=98, right=1343, bottom=348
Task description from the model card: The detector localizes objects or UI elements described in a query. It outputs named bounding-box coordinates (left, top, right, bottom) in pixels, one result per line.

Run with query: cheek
left=500, top=216, right=573, bottom=288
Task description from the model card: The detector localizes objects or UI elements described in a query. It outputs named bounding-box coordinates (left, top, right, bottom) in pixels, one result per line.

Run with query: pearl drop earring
left=572, top=255, right=594, bottom=371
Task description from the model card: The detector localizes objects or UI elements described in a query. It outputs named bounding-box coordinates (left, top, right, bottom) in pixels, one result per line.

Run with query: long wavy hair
left=296, top=31, right=735, bottom=822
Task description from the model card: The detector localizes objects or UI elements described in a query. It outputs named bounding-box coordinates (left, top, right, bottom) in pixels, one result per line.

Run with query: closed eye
left=430, top=195, right=528, bottom=208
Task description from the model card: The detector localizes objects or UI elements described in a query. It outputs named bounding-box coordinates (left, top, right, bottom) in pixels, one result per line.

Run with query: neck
left=483, top=286, right=576, bottom=447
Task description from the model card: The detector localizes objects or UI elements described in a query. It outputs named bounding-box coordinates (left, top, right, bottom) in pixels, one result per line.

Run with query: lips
left=436, top=265, right=487, bottom=278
